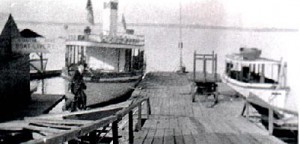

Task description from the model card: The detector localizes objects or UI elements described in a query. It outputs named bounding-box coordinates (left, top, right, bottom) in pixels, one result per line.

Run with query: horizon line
left=15, top=20, right=299, bottom=32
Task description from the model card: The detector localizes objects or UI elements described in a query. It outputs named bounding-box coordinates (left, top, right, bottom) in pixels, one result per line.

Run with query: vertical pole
left=260, top=64, right=265, bottom=83
left=117, top=49, right=120, bottom=72
left=212, top=51, right=215, bottom=73
left=80, top=46, right=84, bottom=62
left=215, top=54, right=218, bottom=81
left=146, top=98, right=151, bottom=118
left=112, top=121, right=119, bottom=144
left=245, top=101, right=249, bottom=119
left=193, top=51, right=196, bottom=81
left=89, top=131, right=97, bottom=144
left=65, top=45, right=69, bottom=67
left=40, top=53, right=44, bottom=73
left=268, top=106, right=274, bottom=135
left=137, top=103, right=142, bottom=130
left=73, top=46, right=76, bottom=64
left=277, top=63, right=281, bottom=83
left=283, top=62, right=287, bottom=87
left=203, top=56, right=206, bottom=82
left=128, top=111, right=133, bottom=144
left=179, top=1, right=183, bottom=70
left=69, top=46, right=73, bottom=65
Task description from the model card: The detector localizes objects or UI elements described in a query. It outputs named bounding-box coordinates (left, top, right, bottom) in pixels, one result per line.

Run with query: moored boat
left=222, top=48, right=293, bottom=112
left=61, top=0, right=145, bottom=107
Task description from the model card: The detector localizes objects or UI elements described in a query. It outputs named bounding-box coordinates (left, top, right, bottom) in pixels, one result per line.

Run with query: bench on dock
left=242, top=93, right=298, bottom=135
left=0, top=96, right=151, bottom=144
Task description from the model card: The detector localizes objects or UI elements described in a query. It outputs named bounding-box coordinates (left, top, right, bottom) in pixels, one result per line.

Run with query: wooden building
left=0, top=14, right=30, bottom=111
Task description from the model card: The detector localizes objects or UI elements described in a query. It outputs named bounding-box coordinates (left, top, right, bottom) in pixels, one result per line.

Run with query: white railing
left=67, top=33, right=145, bottom=46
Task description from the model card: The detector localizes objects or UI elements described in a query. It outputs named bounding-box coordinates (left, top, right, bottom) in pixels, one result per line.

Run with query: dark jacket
left=70, top=70, right=86, bottom=94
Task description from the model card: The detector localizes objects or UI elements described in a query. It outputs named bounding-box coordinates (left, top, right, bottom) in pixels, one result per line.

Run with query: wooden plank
left=23, top=125, right=66, bottom=134
left=23, top=115, right=117, bottom=144
left=24, top=118, right=93, bottom=126
left=134, top=128, right=149, bottom=144
left=174, top=128, right=184, bottom=144
left=28, top=122, right=76, bottom=130
left=163, top=129, right=175, bottom=144
left=143, top=129, right=156, bottom=144
left=152, top=129, right=164, bottom=144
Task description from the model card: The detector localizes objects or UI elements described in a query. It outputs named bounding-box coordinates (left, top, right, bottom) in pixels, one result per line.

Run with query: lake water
left=16, top=22, right=299, bottom=111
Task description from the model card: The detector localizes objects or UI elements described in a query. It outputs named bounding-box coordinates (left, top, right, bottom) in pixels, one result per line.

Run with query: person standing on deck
left=70, top=63, right=87, bottom=111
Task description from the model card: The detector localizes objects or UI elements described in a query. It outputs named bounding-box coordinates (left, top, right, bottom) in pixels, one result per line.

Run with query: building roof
left=20, top=29, right=43, bottom=38
left=0, top=14, right=21, bottom=38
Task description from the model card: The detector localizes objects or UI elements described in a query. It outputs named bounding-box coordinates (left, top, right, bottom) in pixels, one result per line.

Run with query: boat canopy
left=225, top=54, right=281, bottom=65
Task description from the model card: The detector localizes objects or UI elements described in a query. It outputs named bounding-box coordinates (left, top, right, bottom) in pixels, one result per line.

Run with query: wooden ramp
left=133, top=72, right=286, bottom=144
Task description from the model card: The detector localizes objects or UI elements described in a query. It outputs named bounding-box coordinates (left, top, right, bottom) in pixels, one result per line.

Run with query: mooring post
left=112, top=121, right=119, bottom=144
left=268, top=107, right=274, bottom=135
left=137, top=103, right=142, bottom=130
left=128, top=111, right=134, bottom=144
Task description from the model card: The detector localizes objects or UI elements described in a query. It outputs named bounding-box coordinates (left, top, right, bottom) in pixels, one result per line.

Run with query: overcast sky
left=0, top=0, right=299, bottom=29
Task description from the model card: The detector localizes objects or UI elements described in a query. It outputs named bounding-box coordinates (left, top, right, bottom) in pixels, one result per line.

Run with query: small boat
left=222, top=48, right=291, bottom=111
left=222, top=48, right=298, bottom=135
left=61, top=0, right=145, bottom=107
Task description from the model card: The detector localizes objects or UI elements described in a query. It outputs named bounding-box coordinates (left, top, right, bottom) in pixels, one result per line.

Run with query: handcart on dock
left=190, top=51, right=220, bottom=104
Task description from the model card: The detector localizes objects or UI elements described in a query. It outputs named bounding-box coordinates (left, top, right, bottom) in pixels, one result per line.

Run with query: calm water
left=17, top=22, right=298, bottom=111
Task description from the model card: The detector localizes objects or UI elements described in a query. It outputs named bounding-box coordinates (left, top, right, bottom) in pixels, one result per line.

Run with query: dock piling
left=112, top=121, right=119, bottom=144
left=129, top=111, right=134, bottom=144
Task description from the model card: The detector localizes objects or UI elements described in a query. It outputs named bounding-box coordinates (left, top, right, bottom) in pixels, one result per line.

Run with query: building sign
left=12, top=38, right=51, bottom=53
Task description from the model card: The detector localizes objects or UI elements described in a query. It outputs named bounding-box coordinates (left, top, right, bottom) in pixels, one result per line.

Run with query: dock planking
left=131, top=72, right=286, bottom=144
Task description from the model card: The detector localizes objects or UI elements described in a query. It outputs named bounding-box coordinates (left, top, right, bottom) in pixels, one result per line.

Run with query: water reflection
left=31, top=77, right=65, bottom=95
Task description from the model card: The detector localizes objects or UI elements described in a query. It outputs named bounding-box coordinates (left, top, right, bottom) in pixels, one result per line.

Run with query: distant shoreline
left=16, top=20, right=298, bottom=32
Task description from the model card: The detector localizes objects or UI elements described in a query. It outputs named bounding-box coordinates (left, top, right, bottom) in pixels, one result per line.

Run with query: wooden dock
left=131, top=72, right=286, bottom=144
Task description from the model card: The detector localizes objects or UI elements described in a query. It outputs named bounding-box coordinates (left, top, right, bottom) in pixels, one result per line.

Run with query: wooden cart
left=191, top=51, right=219, bottom=104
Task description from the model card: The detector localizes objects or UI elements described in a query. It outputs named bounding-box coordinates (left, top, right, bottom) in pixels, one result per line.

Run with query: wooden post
left=214, top=54, right=218, bottom=81
left=193, top=51, right=196, bottom=81
left=146, top=98, right=151, bottom=118
left=40, top=53, right=44, bottom=73
left=73, top=46, right=76, bottom=64
left=283, top=62, right=287, bottom=87
left=212, top=51, right=215, bottom=73
left=128, top=111, right=133, bottom=144
left=260, top=64, right=265, bottom=83
left=65, top=46, right=69, bottom=67
left=137, top=103, right=142, bottom=130
left=117, top=49, right=120, bottom=72
left=89, top=131, right=97, bottom=144
left=192, top=82, right=196, bottom=102
left=112, top=121, right=119, bottom=144
left=277, top=63, right=281, bottom=83
left=245, top=101, right=249, bottom=119
left=268, top=107, right=274, bottom=135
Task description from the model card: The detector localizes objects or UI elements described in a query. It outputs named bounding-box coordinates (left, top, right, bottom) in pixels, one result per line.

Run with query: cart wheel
left=213, top=92, right=218, bottom=104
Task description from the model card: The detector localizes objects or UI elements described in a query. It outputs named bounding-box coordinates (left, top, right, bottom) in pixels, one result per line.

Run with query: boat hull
left=222, top=74, right=288, bottom=110
left=62, top=71, right=142, bottom=107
